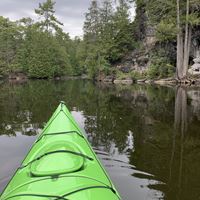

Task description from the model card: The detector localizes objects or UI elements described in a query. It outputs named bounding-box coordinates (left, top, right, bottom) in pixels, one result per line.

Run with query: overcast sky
left=0, top=0, right=91, bottom=38
left=0, top=0, right=135, bottom=38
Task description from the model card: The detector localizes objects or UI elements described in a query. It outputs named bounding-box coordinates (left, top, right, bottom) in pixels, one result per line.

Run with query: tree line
left=0, top=0, right=75, bottom=78
left=80, top=0, right=200, bottom=81
left=0, top=0, right=200, bottom=80
left=0, top=0, right=133, bottom=79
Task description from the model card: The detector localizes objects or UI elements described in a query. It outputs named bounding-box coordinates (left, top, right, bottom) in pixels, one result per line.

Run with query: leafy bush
left=115, top=69, right=148, bottom=81
left=130, top=71, right=147, bottom=80
left=156, top=20, right=177, bottom=42
left=147, top=56, right=175, bottom=79
left=115, top=70, right=130, bottom=80
left=17, top=30, right=71, bottom=79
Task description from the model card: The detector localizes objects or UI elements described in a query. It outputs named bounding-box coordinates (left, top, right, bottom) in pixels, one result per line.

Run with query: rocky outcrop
left=103, top=76, right=114, bottom=83
left=115, top=49, right=150, bottom=76
left=114, top=78, right=133, bottom=85
left=154, top=78, right=177, bottom=85
left=114, top=24, right=156, bottom=76
left=137, top=78, right=147, bottom=83
left=188, top=57, right=200, bottom=75
left=191, top=27, right=200, bottom=58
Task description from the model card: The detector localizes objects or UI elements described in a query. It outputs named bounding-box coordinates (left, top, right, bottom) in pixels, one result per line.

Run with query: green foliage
left=35, top=0, right=63, bottom=32
left=2, top=0, right=199, bottom=80
left=130, top=71, right=147, bottom=80
left=188, top=12, right=200, bottom=25
left=109, top=0, right=134, bottom=61
left=147, top=56, right=175, bottom=79
left=82, top=0, right=135, bottom=78
left=147, top=0, right=200, bottom=40
left=115, top=69, right=146, bottom=80
left=156, top=19, right=177, bottom=41
left=0, top=0, right=73, bottom=78
left=0, top=16, right=21, bottom=74
left=83, top=0, right=100, bottom=43
left=18, top=30, right=71, bottom=78
left=131, top=0, right=147, bottom=41
left=85, top=48, right=110, bottom=79
left=115, top=70, right=130, bottom=80
left=67, top=37, right=85, bottom=76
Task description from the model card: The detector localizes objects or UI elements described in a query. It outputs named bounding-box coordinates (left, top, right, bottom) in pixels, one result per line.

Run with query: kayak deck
left=0, top=102, right=120, bottom=200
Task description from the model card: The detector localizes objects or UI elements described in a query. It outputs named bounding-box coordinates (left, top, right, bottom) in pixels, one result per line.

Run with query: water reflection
left=0, top=80, right=200, bottom=200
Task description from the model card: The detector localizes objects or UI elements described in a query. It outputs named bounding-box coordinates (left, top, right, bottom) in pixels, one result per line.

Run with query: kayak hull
left=0, top=102, right=120, bottom=200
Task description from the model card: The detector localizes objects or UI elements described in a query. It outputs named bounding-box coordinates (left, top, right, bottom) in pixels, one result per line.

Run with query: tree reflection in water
left=0, top=80, right=200, bottom=200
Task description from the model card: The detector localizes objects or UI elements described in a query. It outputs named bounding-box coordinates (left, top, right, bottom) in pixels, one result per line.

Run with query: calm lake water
left=0, top=80, right=200, bottom=200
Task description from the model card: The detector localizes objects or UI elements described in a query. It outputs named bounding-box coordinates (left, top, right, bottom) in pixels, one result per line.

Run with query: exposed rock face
left=115, top=49, right=151, bottom=75
left=145, top=24, right=157, bottom=49
left=114, top=78, right=133, bottom=85
left=114, top=22, right=156, bottom=75
left=188, top=57, right=200, bottom=75
left=154, top=78, right=177, bottom=84
left=191, top=28, right=200, bottom=58
left=114, top=8, right=200, bottom=81
left=103, top=76, right=114, bottom=83
left=145, top=36, right=157, bottom=48
left=137, top=78, right=147, bottom=83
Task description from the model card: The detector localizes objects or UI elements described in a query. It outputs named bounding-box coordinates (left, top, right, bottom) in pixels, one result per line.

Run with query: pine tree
left=83, top=0, right=102, bottom=78
left=81, top=0, right=135, bottom=78
left=110, top=0, right=133, bottom=62
left=35, top=0, right=63, bottom=32
left=99, top=0, right=115, bottom=59
left=99, top=0, right=114, bottom=30
left=83, top=0, right=100, bottom=43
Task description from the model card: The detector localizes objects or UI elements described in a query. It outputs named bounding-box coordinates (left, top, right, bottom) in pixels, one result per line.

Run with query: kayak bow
left=0, top=102, right=120, bottom=200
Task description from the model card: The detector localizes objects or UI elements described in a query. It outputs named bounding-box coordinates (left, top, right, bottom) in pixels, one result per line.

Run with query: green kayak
left=0, top=102, right=120, bottom=200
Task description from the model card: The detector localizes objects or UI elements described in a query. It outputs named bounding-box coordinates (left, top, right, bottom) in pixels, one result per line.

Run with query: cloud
left=0, top=0, right=91, bottom=38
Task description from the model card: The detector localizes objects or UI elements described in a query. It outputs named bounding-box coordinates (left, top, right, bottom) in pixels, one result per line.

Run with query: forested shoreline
left=0, top=0, right=200, bottom=83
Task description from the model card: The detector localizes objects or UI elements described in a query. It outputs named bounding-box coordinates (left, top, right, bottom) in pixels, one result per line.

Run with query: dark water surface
left=0, top=80, right=200, bottom=200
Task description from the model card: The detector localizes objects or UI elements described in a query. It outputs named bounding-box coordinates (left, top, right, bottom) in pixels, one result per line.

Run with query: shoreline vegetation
left=0, top=0, right=200, bottom=86
left=2, top=72, right=200, bottom=87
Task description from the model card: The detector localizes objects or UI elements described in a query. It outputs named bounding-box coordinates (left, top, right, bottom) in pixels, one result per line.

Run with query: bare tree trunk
left=187, top=26, right=192, bottom=60
left=176, top=35, right=184, bottom=80
left=175, top=86, right=187, bottom=192
left=174, top=86, right=188, bottom=133
left=183, top=0, right=190, bottom=78
left=184, top=26, right=192, bottom=79
left=176, top=0, right=184, bottom=80
left=174, top=86, right=188, bottom=198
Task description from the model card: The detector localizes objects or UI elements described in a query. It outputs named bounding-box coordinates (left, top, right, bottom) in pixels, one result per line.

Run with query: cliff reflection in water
left=0, top=80, right=200, bottom=200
